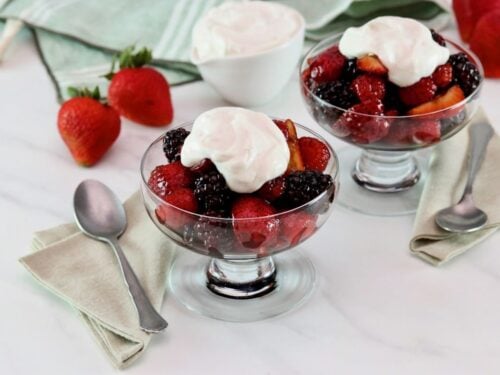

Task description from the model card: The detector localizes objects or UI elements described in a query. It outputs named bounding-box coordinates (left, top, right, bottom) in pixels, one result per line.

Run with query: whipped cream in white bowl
left=180, top=107, right=290, bottom=193
left=339, top=16, right=450, bottom=87
left=191, top=1, right=305, bottom=106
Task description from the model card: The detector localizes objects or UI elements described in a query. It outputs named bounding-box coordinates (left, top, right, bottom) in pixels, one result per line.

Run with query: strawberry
left=232, top=196, right=279, bottom=249
left=280, top=212, right=317, bottom=246
left=469, top=11, right=500, bottom=78
left=155, top=188, right=197, bottom=230
left=274, top=119, right=305, bottom=172
left=57, top=87, right=120, bottom=166
left=398, top=77, right=437, bottom=107
left=350, top=74, right=386, bottom=102
left=304, top=45, right=346, bottom=87
left=411, top=120, right=441, bottom=144
left=148, top=161, right=194, bottom=198
left=274, top=119, right=298, bottom=140
left=408, top=85, right=465, bottom=116
left=258, top=177, right=285, bottom=202
left=298, top=137, right=331, bottom=172
left=356, top=55, right=388, bottom=75
left=107, top=47, right=173, bottom=126
left=432, top=64, right=453, bottom=88
left=453, top=0, right=500, bottom=42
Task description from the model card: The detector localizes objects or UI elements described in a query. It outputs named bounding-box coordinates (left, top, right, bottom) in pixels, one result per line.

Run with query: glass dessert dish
left=300, top=33, right=483, bottom=216
left=140, top=121, right=338, bottom=322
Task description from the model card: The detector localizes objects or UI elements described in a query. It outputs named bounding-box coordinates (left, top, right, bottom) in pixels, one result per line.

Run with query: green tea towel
left=410, top=108, right=500, bottom=266
left=20, top=191, right=176, bottom=368
left=0, top=0, right=449, bottom=100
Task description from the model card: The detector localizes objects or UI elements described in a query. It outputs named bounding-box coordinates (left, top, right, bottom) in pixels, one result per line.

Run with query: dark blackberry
left=430, top=29, right=446, bottom=46
left=384, top=82, right=406, bottom=112
left=314, top=81, right=358, bottom=109
left=282, top=170, right=333, bottom=209
left=343, top=58, right=358, bottom=80
left=449, top=53, right=481, bottom=96
left=193, top=170, right=232, bottom=214
left=162, top=128, right=189, bottom=162
left=183, top=217, right=234, bottom=257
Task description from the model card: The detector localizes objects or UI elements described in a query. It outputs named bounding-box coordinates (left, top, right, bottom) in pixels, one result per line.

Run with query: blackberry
left=449, top=53, right=481, bottom=96
left=193, top=170, right=232, bottom=214
left=343, top=58, right=358, bottom=80
left=430, top=29, right=446, bottom=46
left=314, top=81, right=358, bottom=109
left=384, top=82, right=406, bottom=112
left=282, top=170, right=333, bottom=208
left=162, top=128, right=189, bottom=162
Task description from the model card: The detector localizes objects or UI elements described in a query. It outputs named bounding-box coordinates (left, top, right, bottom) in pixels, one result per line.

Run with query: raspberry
left=162, top=128, right=189, bottom=162
left=183, top=216, right=234, bottom=256
left=193, top=170, right=232, bottom=215
left=313, top=81, right=358, bottom=109
left=449, top=53, right=481, bottom=96
left=155, top=188, right=197, bottom=230
left=304, top=45, right=346, bottom=87
left=232, top=196, right=279, bottom=249
left=298, top=137, right=331, bottom=172
left=430, top=29, right=446, bottom=46
left=350, top=74, right=386, bottom=102
left=412, top=120, right=441, bottom=144
left=350, top=117, right=390, bottom=144
left=257, top=176, right=285, bottom=202
left=148, top=162, right=194, bottom=198
left=282, top=170, right=333, bottom=209
left=398, top=77, right=437, bottom=107
left=280, top=212, right=317, bottom=246
left=432, top=64, right=453, bottom=88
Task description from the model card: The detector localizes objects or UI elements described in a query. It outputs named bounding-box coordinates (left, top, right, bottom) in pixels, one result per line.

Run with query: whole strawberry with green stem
left=106, top=46, right=174, bottom=126
left=58, top=87, right=121, bottom=166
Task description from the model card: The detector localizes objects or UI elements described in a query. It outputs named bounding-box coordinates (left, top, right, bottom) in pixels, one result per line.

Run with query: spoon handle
left=463, top=121, right=494, bottom=197
left=108, top=238, right=168, bottom=333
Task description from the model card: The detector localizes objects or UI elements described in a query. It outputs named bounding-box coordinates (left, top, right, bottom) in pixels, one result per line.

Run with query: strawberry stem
left=103, top=46, right=153, bottom=80
left=67, top=86, right=105, bottom=102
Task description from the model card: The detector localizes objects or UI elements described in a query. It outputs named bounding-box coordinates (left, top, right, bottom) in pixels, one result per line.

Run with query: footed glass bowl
left=300, top=35, right=482, bottom=216
left=140, top=121, right=338, bottom=322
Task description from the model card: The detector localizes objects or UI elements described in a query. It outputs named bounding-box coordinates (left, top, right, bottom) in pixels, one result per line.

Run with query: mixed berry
left=302, top=30, right=482, bottom=147
left=147, top=119, right=336, bottom=257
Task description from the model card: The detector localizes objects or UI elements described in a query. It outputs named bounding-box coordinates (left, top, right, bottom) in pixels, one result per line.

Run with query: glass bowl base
left=169, top=249, right=316, bottom=322
left=337, top=147, right=429, bottom=216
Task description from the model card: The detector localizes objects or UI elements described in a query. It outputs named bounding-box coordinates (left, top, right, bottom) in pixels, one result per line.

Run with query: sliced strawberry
left=350, top=74, right=386, bottom=102
left=469, top=10, right=500, bottom=78
left=274, top=119, right=298, bottom=141
left=155, top=187, right=197, bottom=230
left=257, top=177, right=285, bottom=202
left=232, top=196, right=279, bottom=249
left=408, top=85, right=465, bottom=116
left=432, top=64, right=453, bottom=88
left=280, top=212, right=317, bottom=246
left=298, top=137, right=331, bottom=172
left=148, top=161, right=194, bottom=198
left=287, top=141, right=305, bottom=173
left=398, top=77, right=437, bottom=107
left=356, top=55, right=388, bottom=75
left=305, top=45, right=346, bottom=86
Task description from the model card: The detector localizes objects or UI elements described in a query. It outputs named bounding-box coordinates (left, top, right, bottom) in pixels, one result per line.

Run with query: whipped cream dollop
left=180, top=107, right=290, bottom=193
left=339, top=16, right=450, bottom=87
left=191, top=1, right=304, bottom=63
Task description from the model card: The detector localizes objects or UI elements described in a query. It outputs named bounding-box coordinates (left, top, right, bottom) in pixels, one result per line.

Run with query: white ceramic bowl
left=192, top=19, right=305, bottom=107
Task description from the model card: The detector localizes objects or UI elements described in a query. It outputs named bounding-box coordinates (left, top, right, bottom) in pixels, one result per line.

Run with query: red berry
left=384, top=121, right=414, bottom=145
left=155, top=188, right=197, bottom=229
left=469, top=10, right=500, bottom=78
left=398, top=77, right=437, bottom=107
left=432, top=64, right=453, bottom=88
left=298, top=137, right=331, bottom=172
left=411, top=120, right=441, bottom=144
left=190, top=158, right=215, bottom=174
left=148, top=161, right=194, bottom=198
left=280, top=212, right=317, bottom=246
left=350, top=74, right=386, bottom=102
left=305, top=46, right=346, bottom=86
left=257, top=177, right=285, bottom=202
left=232, top=196, right=279, bottom=249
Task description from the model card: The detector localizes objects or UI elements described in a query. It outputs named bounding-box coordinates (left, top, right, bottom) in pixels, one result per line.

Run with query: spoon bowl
left=435, top=196, right=488, bottom=233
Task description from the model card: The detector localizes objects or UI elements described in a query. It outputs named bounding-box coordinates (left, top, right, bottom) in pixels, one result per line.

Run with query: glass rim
left=300, top=34, right=484, bottom=119
left=139, top=119, right=339, bottom=222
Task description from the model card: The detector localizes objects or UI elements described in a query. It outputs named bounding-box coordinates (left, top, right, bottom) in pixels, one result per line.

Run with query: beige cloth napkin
left=19, top=191, right=175, bottom=368
left=410, top=108, right=500, bottom=265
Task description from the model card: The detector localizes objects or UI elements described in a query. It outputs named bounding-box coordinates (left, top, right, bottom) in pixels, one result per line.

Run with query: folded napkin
left=0, top=0, right=449, bottom=101
left=410, top=108, right=500, bottom=265
left=19, top=191, right=175, bottom=368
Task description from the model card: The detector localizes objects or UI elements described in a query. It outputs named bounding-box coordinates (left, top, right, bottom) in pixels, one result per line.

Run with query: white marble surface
left=1, top=27, right=500, bottom=375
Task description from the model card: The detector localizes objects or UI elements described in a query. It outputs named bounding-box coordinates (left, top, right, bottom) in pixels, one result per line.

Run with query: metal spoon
left=435, top=120, right=494, bottom=233
left=74, top=180, right=167, bottom=333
